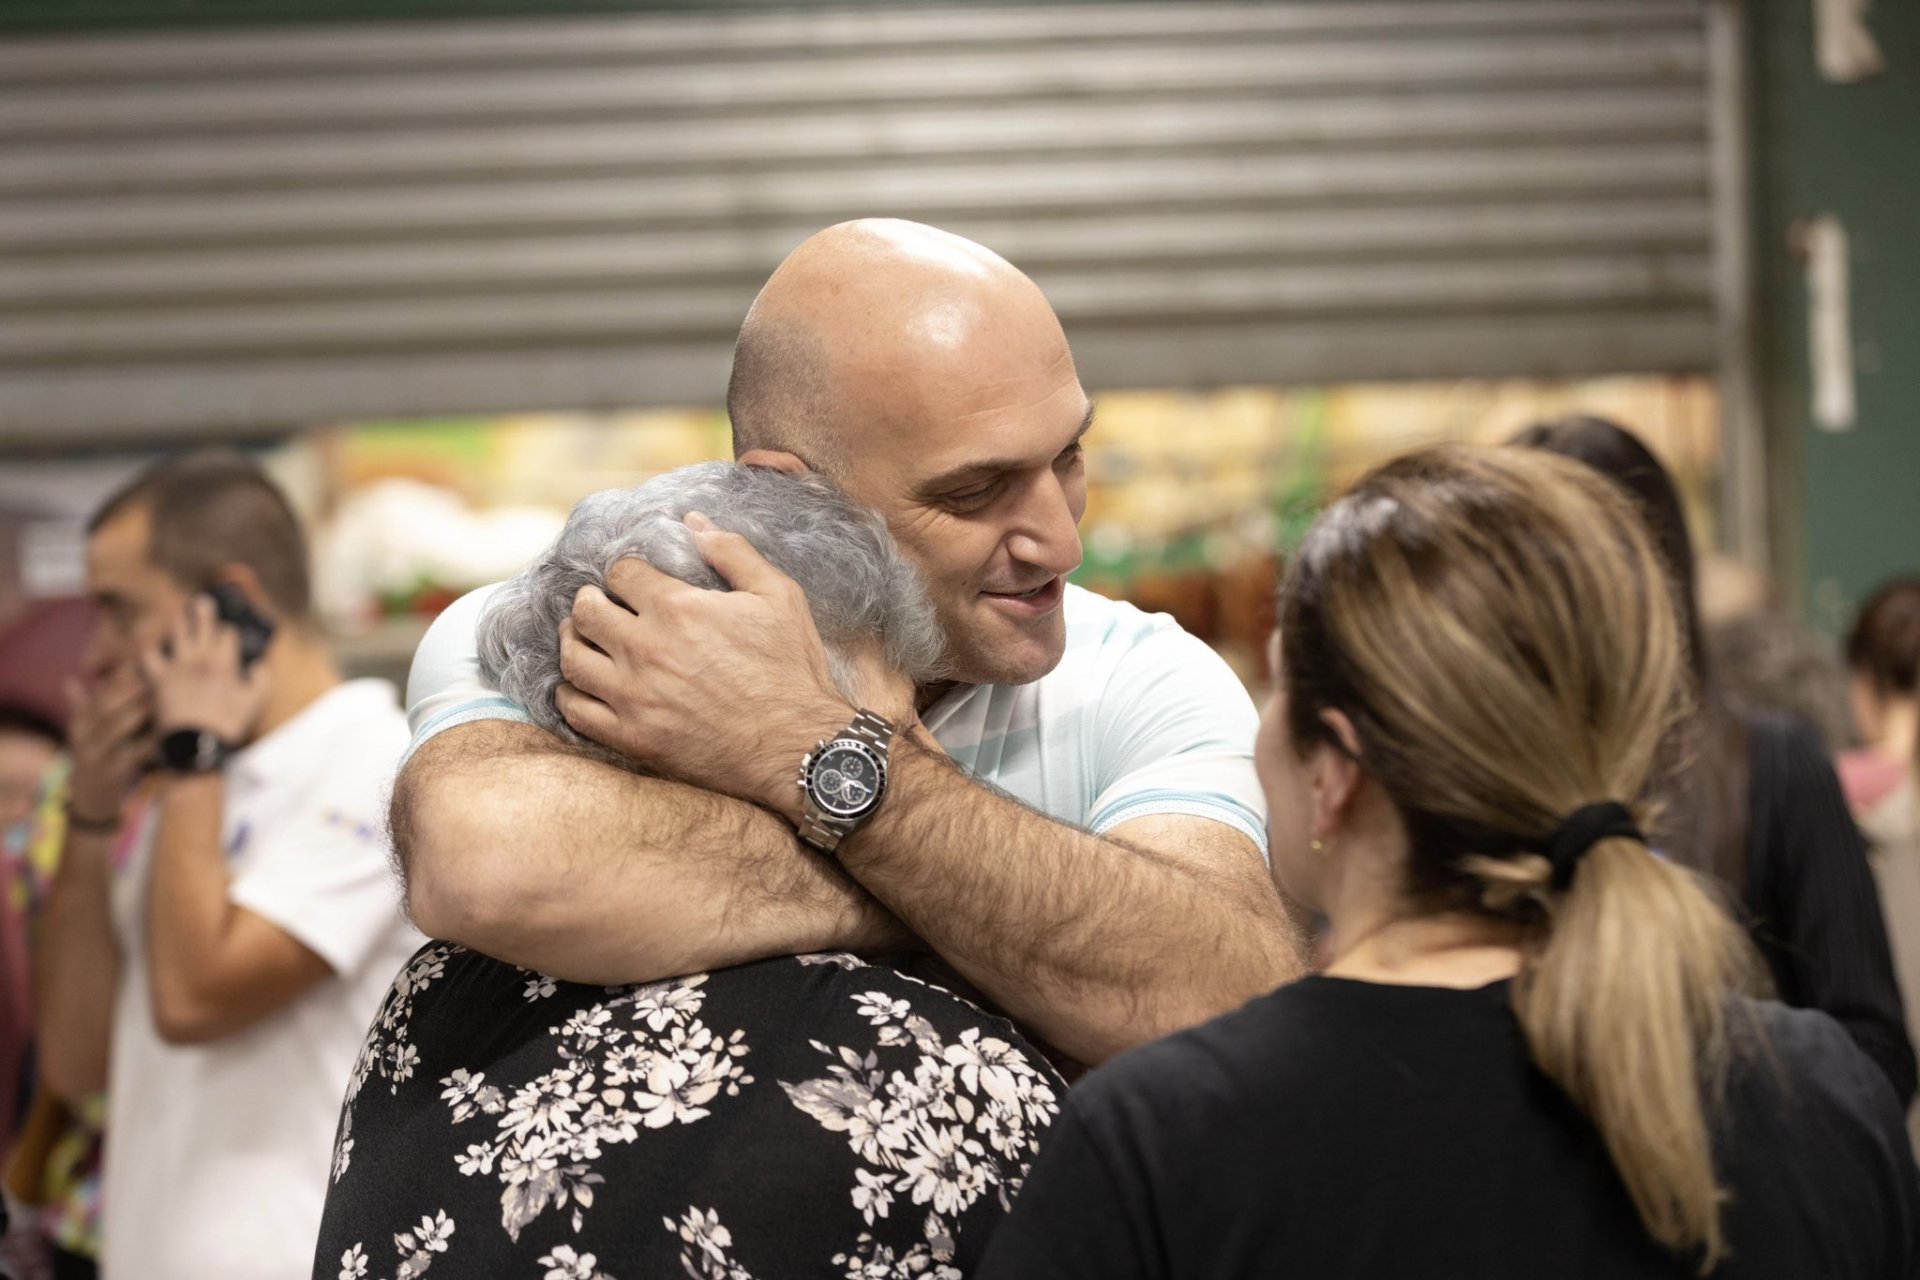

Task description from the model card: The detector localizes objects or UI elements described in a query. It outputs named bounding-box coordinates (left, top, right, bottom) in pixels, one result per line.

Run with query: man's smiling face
left=778, top=227, right=1091, bottom=689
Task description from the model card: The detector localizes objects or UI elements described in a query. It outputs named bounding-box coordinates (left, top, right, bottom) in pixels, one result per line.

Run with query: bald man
left=396, top=220, right=1302, bottom=1067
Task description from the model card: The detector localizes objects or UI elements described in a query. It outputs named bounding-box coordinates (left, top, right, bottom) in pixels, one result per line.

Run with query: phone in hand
left=204, top=582, right=275, bottom=671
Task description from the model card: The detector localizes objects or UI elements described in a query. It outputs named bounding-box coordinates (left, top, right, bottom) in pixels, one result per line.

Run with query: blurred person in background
left=394, top=219, right=1302, bottom=1070
left=1512, top=416, right=1915, bottom=1105
left=975, top=445, right=1920, bottom=1280
left=32, top=453, right=419, bottom=1280
left=0, top=706, right=94, bottom=1280
left=1706, top=608, right=1857, bottom=754
left=1844, top=578, right=1920, bottom=823
left=0, top=707, right=62, bottom=1133
left=316, top=464, right=1062, bottom=1278
left=1843, top=577, right=1920, bottom=1145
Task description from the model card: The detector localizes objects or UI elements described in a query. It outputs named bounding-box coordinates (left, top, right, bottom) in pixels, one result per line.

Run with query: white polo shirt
left=101, top=678, right=421, bottom=1280
left=405, top=582, right=1267, bottom=851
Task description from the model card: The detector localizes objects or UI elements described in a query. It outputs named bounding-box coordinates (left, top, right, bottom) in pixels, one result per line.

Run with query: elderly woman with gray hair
left=314, top=464, right=1061, bottom=1280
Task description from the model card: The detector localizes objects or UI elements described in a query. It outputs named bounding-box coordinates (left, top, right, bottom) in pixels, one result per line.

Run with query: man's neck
left=914, top=679, right=963, bottom=715
left=250, top=630, right=343, bottom=744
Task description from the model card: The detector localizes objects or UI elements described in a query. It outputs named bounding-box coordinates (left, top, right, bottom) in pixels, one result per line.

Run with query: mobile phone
left=204, top=582, right=275, bottom=670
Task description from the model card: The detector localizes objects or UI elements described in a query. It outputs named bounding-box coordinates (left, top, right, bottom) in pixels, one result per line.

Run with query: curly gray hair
left=478, top=462, right=945, bottom=744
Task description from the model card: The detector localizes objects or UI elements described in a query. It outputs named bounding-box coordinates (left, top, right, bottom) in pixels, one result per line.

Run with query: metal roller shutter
left=0, top=1, right=1715, bottom=449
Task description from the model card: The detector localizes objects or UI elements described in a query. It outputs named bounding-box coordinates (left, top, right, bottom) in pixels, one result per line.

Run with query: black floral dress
left=313, top=945, right=1062, bottom=1280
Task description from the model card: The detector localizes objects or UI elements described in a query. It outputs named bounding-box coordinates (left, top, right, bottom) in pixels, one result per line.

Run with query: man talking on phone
left=33, top=451, right=420, bottom=1280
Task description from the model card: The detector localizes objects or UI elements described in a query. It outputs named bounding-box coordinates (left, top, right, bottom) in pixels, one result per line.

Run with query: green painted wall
left=1751, top=0, right=1920, bottom=631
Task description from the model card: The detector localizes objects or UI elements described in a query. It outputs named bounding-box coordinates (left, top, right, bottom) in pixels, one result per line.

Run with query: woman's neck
left=1321, top=909, right=1527, bottom=989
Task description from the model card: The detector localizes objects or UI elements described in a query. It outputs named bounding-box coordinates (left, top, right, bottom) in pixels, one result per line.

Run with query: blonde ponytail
left=1503, top=841, right=1761, bottom=1270
left=1284, top=445, right=1769, bottom=1271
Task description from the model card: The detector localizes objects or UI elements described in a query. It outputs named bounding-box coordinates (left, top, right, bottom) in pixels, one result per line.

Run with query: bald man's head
left=725, top=220, right=1047, bottom=476
left=726, top=308, right=846, bottom=478
left=725, top=219, right=1091, bottom=687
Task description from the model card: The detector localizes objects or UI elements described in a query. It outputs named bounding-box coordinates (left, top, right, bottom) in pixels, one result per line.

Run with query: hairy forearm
left=839, top=733, right=1303, bottom=1064
left=394, top=721, right=913, bottom=983
left=33, top=828, right=121, bottom=1102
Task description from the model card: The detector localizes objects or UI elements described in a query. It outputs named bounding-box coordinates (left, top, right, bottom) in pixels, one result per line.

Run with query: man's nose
left=1006, top=473, right=1083, bottom=578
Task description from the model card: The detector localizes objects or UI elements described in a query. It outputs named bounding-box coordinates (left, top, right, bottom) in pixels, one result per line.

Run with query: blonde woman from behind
left=979, top=444, right=1920, bottom=1279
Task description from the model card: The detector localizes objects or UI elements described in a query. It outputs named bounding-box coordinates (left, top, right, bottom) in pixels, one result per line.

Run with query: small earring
left=1310, top=838, right=1326, bottom=853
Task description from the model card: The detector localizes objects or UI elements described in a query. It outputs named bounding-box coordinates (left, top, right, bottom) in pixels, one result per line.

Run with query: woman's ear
left=1309, top=708, right=1366, bottom=838
left=737, top=449, right=811, bottom=477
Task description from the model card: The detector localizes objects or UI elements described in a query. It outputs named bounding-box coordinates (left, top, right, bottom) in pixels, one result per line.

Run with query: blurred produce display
left=298, top=375, right=1717, bottom=686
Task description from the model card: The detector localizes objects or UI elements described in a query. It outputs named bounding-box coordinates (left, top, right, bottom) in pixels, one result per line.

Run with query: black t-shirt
left=978, top=976, right=1920, bottom=1280
left=1741, top=710, right=1917, bottom=1104
left=313, top=944, right=1063, bottom=1280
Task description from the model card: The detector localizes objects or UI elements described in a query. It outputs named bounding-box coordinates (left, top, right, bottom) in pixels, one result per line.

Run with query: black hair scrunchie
left=1546, top=802, right=1645, bottom=891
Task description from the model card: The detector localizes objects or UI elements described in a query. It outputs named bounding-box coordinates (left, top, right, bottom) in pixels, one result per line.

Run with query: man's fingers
left=570, top=584, right=643, bottom=652
left=686, top=520, right=795, bottom=598
left=554, top=682, right=622, bottom=748
left=604, top=554, right=680, bottom=603
left=98, top=696, right=152, bottom=741
left=557, top=619, right=618, bottom=697
left=90, top=674, right=147, bottom=720
left=139, top=644, right=168, bottom=686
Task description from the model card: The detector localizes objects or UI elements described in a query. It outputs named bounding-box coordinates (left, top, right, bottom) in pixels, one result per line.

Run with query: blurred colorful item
left=2, top=762, right=119, bottom=1268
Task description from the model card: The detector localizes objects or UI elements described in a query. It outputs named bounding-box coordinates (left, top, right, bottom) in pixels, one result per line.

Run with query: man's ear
left=737, top=449, right=811, bottom=477
left=1310, top=708, right=1366, bottom=838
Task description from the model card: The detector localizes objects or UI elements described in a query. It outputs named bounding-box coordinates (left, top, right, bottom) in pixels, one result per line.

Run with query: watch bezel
left=804, top=738, right=888, bottom=821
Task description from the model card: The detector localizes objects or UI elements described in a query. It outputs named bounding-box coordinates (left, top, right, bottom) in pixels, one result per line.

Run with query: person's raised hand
left=554, top=513, right=860, bottom=821
left=140, top=594, right=271, bottom=745
left=65, top=669, right=155, bottom=827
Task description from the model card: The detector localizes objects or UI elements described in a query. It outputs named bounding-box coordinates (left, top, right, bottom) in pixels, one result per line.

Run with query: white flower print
left=557, top=1004, right=617, bottom=1051
left=439, top=1068, right=506, bottom=1124
left=631, top=1054, right=722, bottom=1128
left=782, top=983, right=1060, bottom=1267
left=850, top=1168, right=895, bottom=1225
left=326, top=947, right=1056, bottom=1278
left=539, top=1243, right=615, bottom=1280
left=896, top=1124, right=991, bottom=1218
left=854, top=992, right=912, bottom=1026
left=665, top=1206, right=757, bottom=1280
left=628, top=975, right=707, bottom=1032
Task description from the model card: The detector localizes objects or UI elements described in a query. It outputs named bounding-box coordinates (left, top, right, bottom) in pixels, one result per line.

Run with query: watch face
left=809, top=741, right=885, bottom=820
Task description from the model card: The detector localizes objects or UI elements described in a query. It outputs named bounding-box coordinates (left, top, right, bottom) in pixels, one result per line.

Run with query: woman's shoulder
left=1728, top=996, right=1915, bottom=1178
left=1067, top=976, right=1508, bottom=1135
left=1739, top=996, right=1906, bottom=1119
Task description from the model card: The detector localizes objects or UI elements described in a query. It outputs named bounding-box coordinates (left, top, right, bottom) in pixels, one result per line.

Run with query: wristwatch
left=157, top=727, right=232, bottom=775
left=796, top=709, right=895, bottom=855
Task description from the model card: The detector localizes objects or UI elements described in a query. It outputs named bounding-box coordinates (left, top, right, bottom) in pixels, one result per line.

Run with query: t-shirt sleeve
left=228, top=763, right=411, bottom=980
left=975, top=1092, right=1162, bottom=1280
left=1084, top=624, right=1267, bottom=856
left=400, top=583, right=534, bottom=768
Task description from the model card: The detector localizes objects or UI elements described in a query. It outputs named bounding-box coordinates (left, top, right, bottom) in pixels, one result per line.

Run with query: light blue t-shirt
left=404, top=583, right=1267, bottom=853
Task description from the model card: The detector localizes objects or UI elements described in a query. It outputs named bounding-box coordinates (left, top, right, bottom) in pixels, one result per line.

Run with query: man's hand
left=141, top=595, right=270, bottom=743
left=556, top=514, right=867, bottom=818
left=65, top=669, right=154, bottom=825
